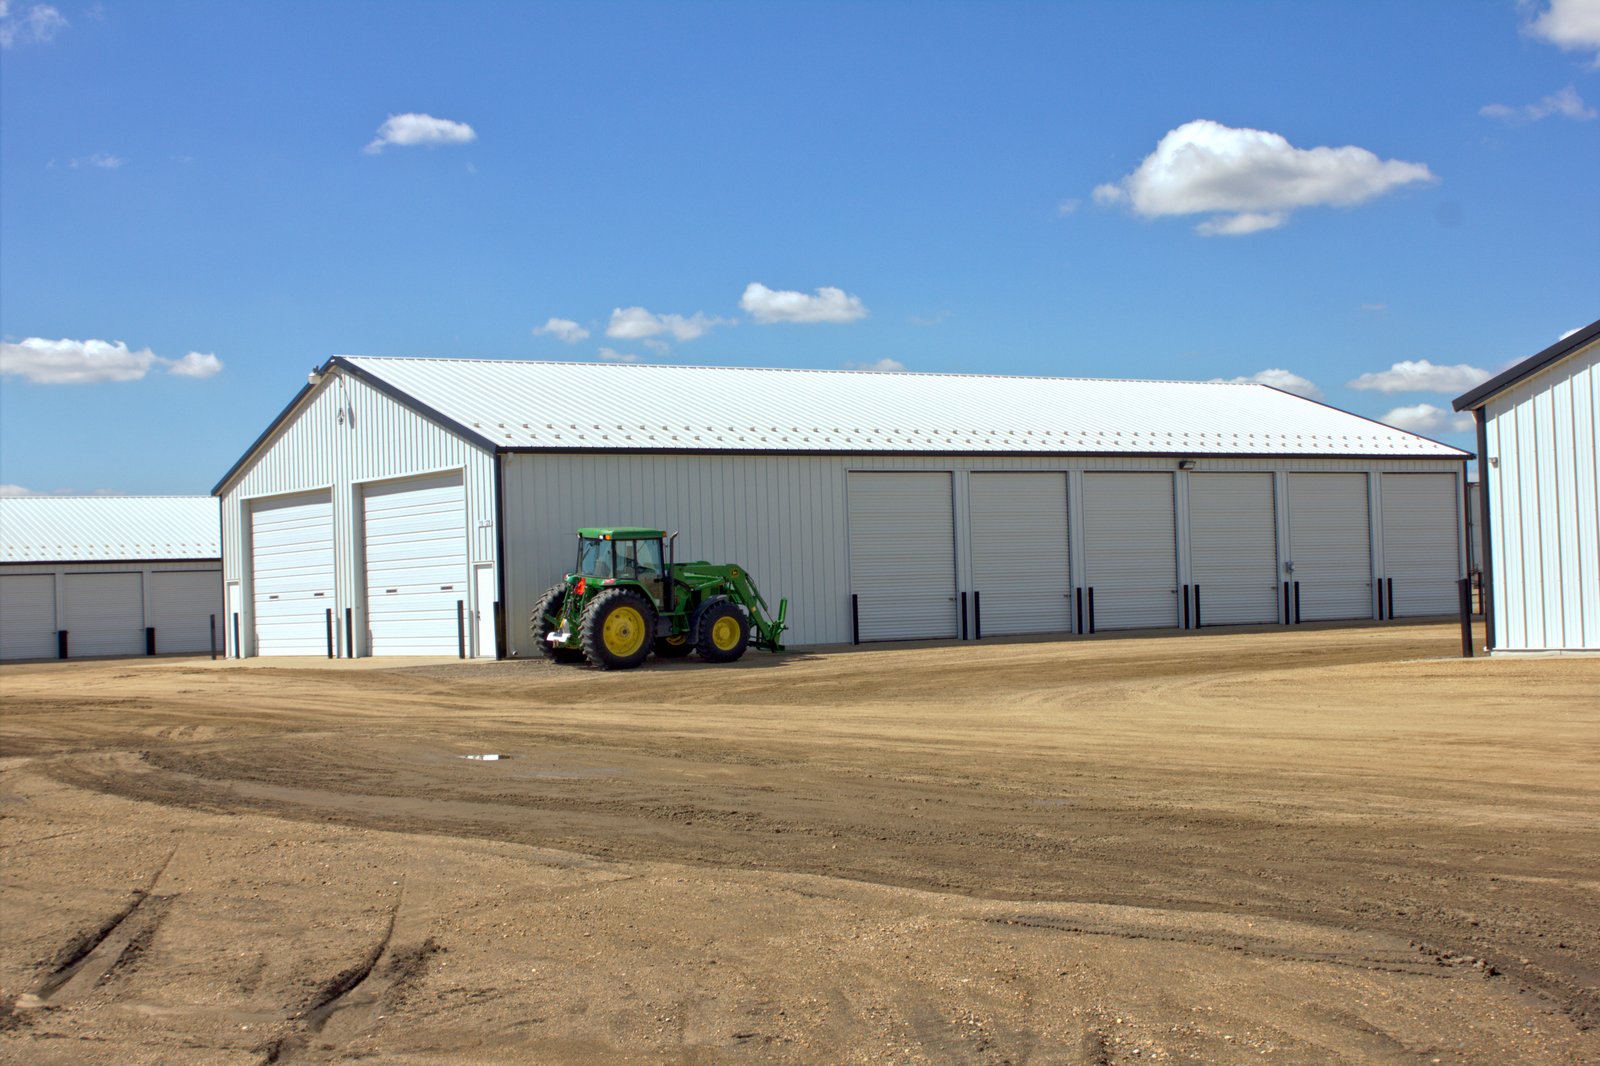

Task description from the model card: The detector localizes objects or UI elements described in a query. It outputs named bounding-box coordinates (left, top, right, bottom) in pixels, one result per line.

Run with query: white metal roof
left=0, top=496, right=220, bottom=563
left=337, top=356, right=1469, bottom=458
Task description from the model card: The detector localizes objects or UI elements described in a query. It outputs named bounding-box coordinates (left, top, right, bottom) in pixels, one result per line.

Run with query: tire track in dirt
left=25, top=845, right=178, bottom=1003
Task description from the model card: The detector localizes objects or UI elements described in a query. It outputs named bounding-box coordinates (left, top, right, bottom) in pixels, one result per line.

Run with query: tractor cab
left=575, top=527, right=668, bottom=603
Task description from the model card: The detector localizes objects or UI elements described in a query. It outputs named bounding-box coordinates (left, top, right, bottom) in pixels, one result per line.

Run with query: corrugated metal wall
left=217, top=369, right=495, bottom=656
left=502, top=452, right=1465, bottom=653
left=1, top=561, right=223, bottom=660
left=1484, top=341, right=1600, bottom=651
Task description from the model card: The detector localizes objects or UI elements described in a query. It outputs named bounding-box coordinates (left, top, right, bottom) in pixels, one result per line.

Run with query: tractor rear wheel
left=695, top=597, right=751, bottom=663
left=580, top=589, right=656, bottom=670
left=532, top=583, right=584, bottom=663
left=653, top=633, right=694, bottom=659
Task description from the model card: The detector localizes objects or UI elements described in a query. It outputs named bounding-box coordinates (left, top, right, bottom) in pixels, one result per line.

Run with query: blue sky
left=2, top=0, right=1597, bottom=495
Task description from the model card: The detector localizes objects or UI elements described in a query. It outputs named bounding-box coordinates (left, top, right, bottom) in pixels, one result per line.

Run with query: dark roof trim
left=332, top=357, right=500, bottom=453
left=496, top=445, right=1473, bottom=461
left=211, top=358, right=497, bottom=497
left=1, top=558, right=222, bottom=567
left=1454, top=317, right=1600, bottom=411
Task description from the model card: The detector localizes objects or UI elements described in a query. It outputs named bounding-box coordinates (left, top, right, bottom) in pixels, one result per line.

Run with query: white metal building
left=1454, top=318, right=1600, bottom=653
left=214, top=357, right=1471, bottom=658
left=1, top=496, right=222, bottom=661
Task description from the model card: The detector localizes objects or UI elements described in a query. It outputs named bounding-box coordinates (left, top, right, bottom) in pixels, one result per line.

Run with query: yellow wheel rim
left=602, top=606, right=647, bottom=656
left=662, top=634, right=687, bottom=647
left=710, top=615, right=742, bottom=652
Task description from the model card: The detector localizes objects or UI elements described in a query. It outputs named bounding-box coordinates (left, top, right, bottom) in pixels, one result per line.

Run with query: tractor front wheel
left=695, top=597, right=751, bottom=663
left=580, top=589, right=656, bottom=670
left=532, top=583, right=584, bottom=664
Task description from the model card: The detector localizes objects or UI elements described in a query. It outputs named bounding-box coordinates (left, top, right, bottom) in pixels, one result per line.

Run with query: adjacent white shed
left=0, top=496, right=222, bottom=661
left=1454, top=318, right=1600, bottom=653
left=215, top=356, right=1470, bottom=659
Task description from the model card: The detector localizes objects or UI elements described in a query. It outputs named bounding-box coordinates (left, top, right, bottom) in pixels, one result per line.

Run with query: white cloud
left=1481, top=85, right=1596, bottom=122
left=842, top=358, right=907, bottom=372
left=1525, top=0, right=1600, bottom=64
left=1092, top=119, right=1436, bottom=236
left=596, top=347, right=641, bottom=363
left=740, top=282, right=868, bottom=324
left=0, top=2, right=66, bottom=48
left=69, top=152, right=123, bottom=169
left=1559, top=325, right=1584, bottom=340
left=167, top=351, right=223, bottom=379
left=533, top=317, right=590, bottom=343
left=1380, top=403, right=1474, bottom=435
left=364, top=113, right=477, bottom=154
left=0, top=484, right=36, bottom=496
left=606, top=307, right=727, bottom=342
left=1056, top=198, right=1082, bottom=216
left=1347, top=359, right=1491, bottom=394
left=1212, top=368, right=1323, bottom=400
left=0, top=337, right=224, bottom=384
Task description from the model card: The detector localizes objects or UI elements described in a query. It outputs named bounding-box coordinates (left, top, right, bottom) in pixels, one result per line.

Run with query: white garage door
left=251, top=492, right=335, bottom=656
left=1288, top=473, right=1372, bottom=621
left=969, top=473, right=1071, bottom=636
left=64, top=572, right=145, bottom=657
left=1381, top=473, right=1460, bottom=617
left=1, top=574, right=57, bottom=660
left=848, top=472, right=957, bottom=641
left=363, top=473, right=468, bottom=655
left=1188, top=473, right=1279, bottom=626
left=151, top=570, right=223, bottom=653
left=1082, top=473, right=1178, bottom=630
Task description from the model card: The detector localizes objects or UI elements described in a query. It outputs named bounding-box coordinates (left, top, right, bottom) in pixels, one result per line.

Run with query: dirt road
left=2, top=622, right=1597, bottom=1063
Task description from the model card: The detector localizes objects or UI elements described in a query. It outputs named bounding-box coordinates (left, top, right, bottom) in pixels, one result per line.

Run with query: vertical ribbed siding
left=219, top=369, right=495, bottom=656
left=501, top=452, right=1466, bottom=651
left=1485, top=341, right=1600, bottom=650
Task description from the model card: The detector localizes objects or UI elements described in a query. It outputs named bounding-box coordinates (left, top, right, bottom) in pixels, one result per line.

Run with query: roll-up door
left=151, top=570, right=223, bottom=653
left=1188, top=473, right=1279, bottom=625
left=64, top=572, right=145, bottom=657
left=1287, top=473, right=1371, bottom=621
left=251, top=492, right=335, bottom=655
left=1381, top=473, right=1460, bottom=617
left=1, top=574, right=57, bottom=660
left=848, top=472, right=957, bottom=641
left=969, top=473, right=1071, bottom=635
left=363, top=473, right=468, bottom=655
left=1082, top=472, right=1178, bottom=630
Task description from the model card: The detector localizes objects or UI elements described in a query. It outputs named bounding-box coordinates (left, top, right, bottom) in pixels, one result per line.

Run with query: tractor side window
left=632, top=539, right=663, bottom=578
left=615, top=539, right=660, bottom=580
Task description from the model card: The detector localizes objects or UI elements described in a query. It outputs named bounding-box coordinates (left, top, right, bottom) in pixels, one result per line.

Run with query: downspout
left=493, top=449, right=509, bottom=659
left=1475, top=408, right=1494, bottom=653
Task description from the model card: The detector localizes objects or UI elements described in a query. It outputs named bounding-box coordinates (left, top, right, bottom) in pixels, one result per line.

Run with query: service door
left=474, top=564, right=497, bottom=658
left=969, top=472, right=1071, bottom=635
left=1187, top=472, right=1279, bottom=625
left=1381, top=473, right=1460, bottom=617
left=151, top=570, right=224, bottom=653
left=848, top=471, right=958, bottom=641
left=1081, top=472, right=1178, bottom=630
left=1287, top=473, right=1372, bottom=621
left=363, top=473, right=469, bottom=655
left=1, top=574, right=57, bottom=660
left=64, top=572, right=145, bottom=657
left=250, top=491, right=335, bottom=655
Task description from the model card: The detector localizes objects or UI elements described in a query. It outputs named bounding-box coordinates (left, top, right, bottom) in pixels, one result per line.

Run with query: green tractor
left=532, top=527, right=788, bottom=670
